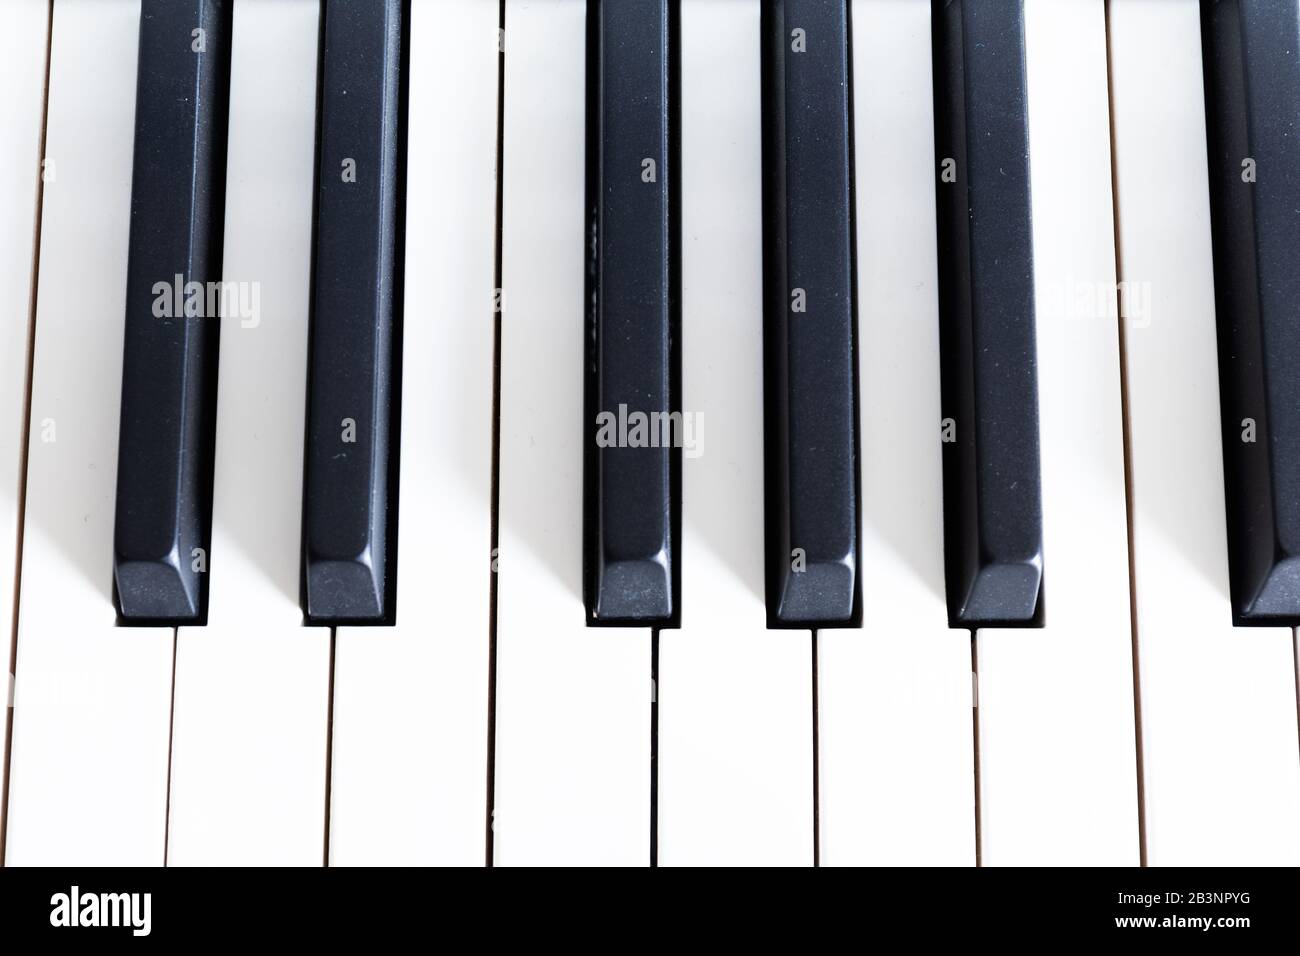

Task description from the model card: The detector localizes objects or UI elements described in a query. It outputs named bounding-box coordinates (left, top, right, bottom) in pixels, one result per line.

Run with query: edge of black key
left=113, top=0, right=234, bottom=625
left=930, top=0, right=1045, bottom=629
left=300, top=0, right=409, bottom=626
left=760, top=0, right=862, bottom=629
left=582, top=0, right=682, bottom=629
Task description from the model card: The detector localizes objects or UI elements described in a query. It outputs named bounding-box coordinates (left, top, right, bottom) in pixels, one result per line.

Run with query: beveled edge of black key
left=114, top=557, right=203, bottom=625
left=771, top=555, right=858, bottom=628
left=592, top=554, right=674, bottom=625
left=949, top=559, right=1045, bottom=629
left=305, top=553, right=385, bottom=623
left=760, top=0, right=863, bottom=631
left=582, top=0, right=682, bottom=629
left=1232, top=558, right=1300, bottom=626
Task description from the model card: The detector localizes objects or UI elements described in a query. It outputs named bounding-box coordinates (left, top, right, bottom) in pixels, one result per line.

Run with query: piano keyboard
left=0, top=0, right=1297, bottom=867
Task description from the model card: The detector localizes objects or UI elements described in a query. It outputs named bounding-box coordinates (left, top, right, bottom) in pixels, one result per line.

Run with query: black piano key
left=931, top=0, right=1043, bottom=627
left=761, top=0, right=860, bottom=627
left=1202, top=0, right=1300, bottom=624
left=303, top=0, right=406, bottom=623
left=583, top=0, right=680, bottom=626
left=114, top=0, right=232, bottom=623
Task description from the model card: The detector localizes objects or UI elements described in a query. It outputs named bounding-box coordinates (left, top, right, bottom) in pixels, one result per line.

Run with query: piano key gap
left=970, top=630, right=981, bottom=867
left=811, top=629, right=820, bottom=867
left=1103, top=0, right=1148, bottom=867
left=322, top=626, right=336, bottom=866
left=484, top=0, right=508, bottom=868
left=0, top=0, right=54, bottom=863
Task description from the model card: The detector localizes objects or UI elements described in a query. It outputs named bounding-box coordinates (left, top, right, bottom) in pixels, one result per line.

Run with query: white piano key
left=817, top=0, right=975, bottom=868
left=656, top=0, right=814, bottom=867
left=164, top=0, right=327, bottom=867
left=4, top=0, right=175, bottom=866
left=974, top=0, right=1140, bottom=865
left=492, top=0, right=651, bottom=866
left=0, top=0, right=50, bottom=830
left=1109, top=0, right=1300, bottom=865
left=329, top=0, right=496, bottom=866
